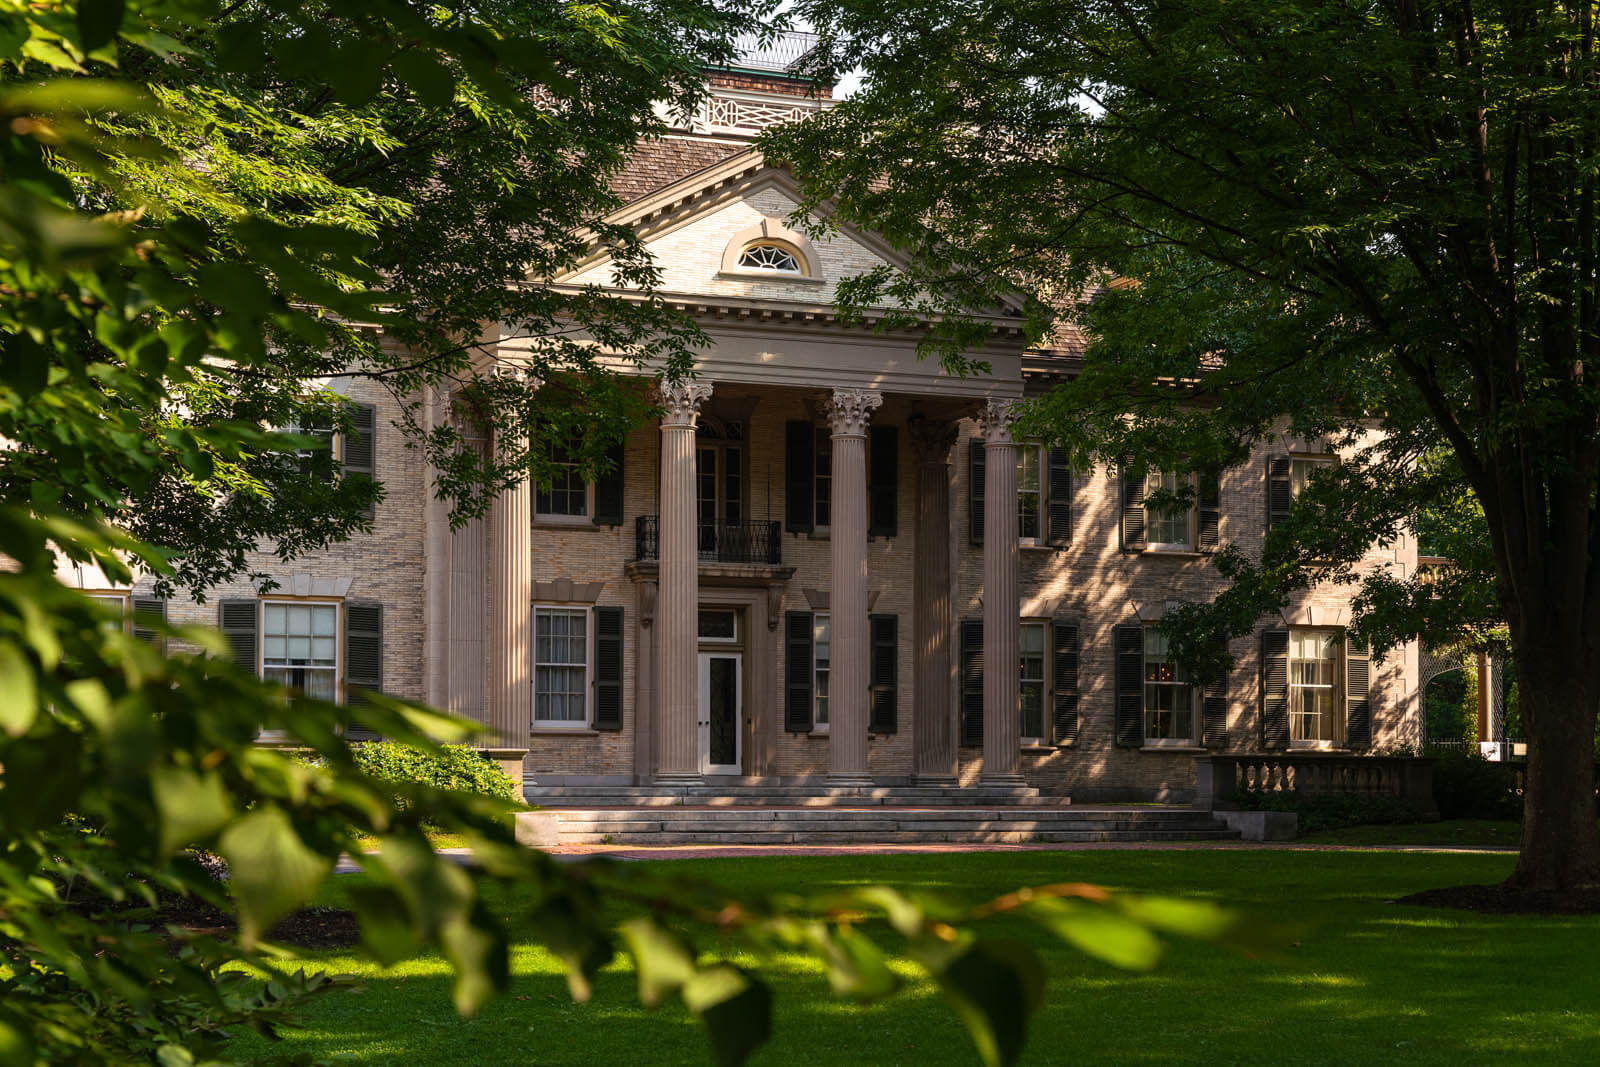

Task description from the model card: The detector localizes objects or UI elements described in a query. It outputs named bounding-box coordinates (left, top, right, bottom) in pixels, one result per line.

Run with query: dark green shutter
left=1201, top=649, right=1228, bottom=748
left=1197, top=466, right=1221, bottom=550
left=785, top=421, right=815, bottom=532
left=1345, top=638, right=1372, bottom=749
left=1046, top=448, right=1073, bottom=547
left=132, top=597, right=166, bottom=650
left=593, top=442, right=625, bottom=526
left=1114, top=624, right=1144, bottom=746
left=1120, top=462, right=1146, bottom=551
left=960, top=618, right=984, bottom=746
left=344, top=402, right=377, bottom=518
left=594, top=606, right=624, bottom=729
left=968, top=439, right=985, bottom=545
left=1266, top=455, right=1292, bottom=529
left=1261, top=629, right=1290, bottom=749
left=785, top=611, right=814, bottom=731
left=869, top=613, right=898, bottom=733
left=218, top=600, right=258, bottom=671
left=868, top=425, right=898, bottom=537
left=345, top=601, right=383, bottom=705
left=1051, top=619, right=1079, bottom=745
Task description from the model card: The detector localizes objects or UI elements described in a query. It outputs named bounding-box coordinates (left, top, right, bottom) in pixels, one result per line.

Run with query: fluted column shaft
left=449, top=432, right=489, bottom=721
left=655, top=381, right=713, bottom=781
left=910, top=416, right=959, bottom=783
left=488, top=426, right=531, bottom=748
left=826, top=389, right=883, bottom=783
left=980, top=400, right=1024, bottom=783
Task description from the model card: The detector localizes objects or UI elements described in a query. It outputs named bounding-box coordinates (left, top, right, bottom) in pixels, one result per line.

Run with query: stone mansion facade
left=76, top=47, right=1422, bottom=802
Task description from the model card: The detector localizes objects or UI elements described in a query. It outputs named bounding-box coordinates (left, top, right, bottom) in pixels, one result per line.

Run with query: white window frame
left=812, top=612, right=831, bottom=733
left=85, top=591, right=132, bottom=631
left=1142, top=627, right=1197, bottom=746
left=533, top=604, right=592, bottom=729
left=1289, top=627, right=1345, bottom=748
left=1289, top=454, right=1336, bottom=502
left=737, top=241, right=804, bottom=273
left=260, top=598, right=343, bottom=705
left=1019, top=619, right=1048, bottom=745
left=533, top=442, right=594, bottom=525
left=1145, top=470, right=1195, bottom=551
left=1016, top=445, right=1044, bottom=545
left=698, top=608, right=739, bottom=643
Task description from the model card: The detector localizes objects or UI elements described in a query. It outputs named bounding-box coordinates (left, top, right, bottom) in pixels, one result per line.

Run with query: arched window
left=737, top=242, right=802, bottom=273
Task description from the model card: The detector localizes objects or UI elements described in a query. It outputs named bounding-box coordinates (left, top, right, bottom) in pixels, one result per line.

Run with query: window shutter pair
left=867, top=614, right=899, bottom=733
left=1051, top=619, right=1080, bottom=744
left=132, top=597, right=167, bottom=649
left=785, top=611, right=814, bottom=731
left=785, top=422, right=898, bottom=536
left=343, top=402, right=378, bottom=519
left=969, top=442, right=1073, bottom=547
left=1113, top=624, right=1145, bottom=747
left=593, top=442, right=625, bottom=527
left=1120, top=464, right=1221, bottom=551
left=959, top=618, right=984, bottom=745
left=1266, top=455, right=1293, bottom=529
left=593, top=606, right=625, bottom=729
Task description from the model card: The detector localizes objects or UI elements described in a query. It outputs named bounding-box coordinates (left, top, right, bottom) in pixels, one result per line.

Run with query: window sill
left=1139, top=548, right=1209, bottom=559
left=805, top=729, right=831, bottom=739
left=1021, top=743, right=1056, bottom=752
left=1139, top=744, right=1207, bottom=754
left=531, top=727, right=601, bottom=737
left=1289, top=744, right=1351, bottom=753
left=805, top=528, right=831, bottom=541
left=533, top=515, right=595, bottom=529
left=1019, top=541, right=1065, bottom=552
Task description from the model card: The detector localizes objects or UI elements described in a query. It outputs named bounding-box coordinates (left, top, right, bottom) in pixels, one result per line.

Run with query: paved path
left=335, top=840, right=1518, bottom=872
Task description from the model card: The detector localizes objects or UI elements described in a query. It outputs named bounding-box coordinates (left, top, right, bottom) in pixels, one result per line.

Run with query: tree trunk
left=1506, top=664, right=1600, bottom=891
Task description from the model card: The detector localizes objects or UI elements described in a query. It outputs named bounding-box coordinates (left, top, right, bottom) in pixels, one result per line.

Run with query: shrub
left=348, top=742, right=522, bottom=817
left=1234, top=789, right=1430, bottom=835
left=1430, top=753, right=1522, bottom=820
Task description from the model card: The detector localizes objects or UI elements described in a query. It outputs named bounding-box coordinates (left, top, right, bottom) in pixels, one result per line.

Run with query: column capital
left=977, top=398, right=1021, bottom=445
left=657, top=380, right=713, bottom=427
left=907, top=413, right=960, bottom=463
left=826, top=388, right=883, bottom=437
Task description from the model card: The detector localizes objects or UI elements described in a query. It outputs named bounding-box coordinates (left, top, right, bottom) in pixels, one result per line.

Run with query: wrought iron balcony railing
left=635, top=516, right=782, bottom=565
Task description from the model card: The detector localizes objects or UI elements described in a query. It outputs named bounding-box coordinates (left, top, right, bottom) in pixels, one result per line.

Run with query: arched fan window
left=737, top=243, right=802, bottom=273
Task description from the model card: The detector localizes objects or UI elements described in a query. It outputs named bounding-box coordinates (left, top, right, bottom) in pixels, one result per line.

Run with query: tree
left=768, top=0, right=1600, bottom=892
left=0, top=3, right=1245, bottom=1063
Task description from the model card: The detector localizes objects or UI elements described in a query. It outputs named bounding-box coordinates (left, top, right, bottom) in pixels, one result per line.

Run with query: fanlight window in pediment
left=738, top=242, right=802, bottom=273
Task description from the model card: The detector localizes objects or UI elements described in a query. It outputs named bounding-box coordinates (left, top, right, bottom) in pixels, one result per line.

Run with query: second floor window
left=536, top=440, right=589, bottom=518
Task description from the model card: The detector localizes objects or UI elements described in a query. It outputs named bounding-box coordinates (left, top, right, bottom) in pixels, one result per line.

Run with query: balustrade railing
left=1193, top=753, right=1438, bottom=815
left=634, top=516, right=782, bottom=565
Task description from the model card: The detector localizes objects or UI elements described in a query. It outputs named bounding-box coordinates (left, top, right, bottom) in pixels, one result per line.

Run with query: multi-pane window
left=1145, top=471, right=1193, bottom=547
left=813, top=428, right=833, bottom=528
left=535, top=440, right=588, bottom=518
left=813, top=613, right=831, bottom=730
left=1143, top=629, right=1194, bottom=742
left=738, top=243, right=801, bottom=272
left=534, top=607, right=588, bottom=725
left=1017, top=448, right=1042, bottom=541
left=1290, top=629, right=1344, bottom=743
left=1290, top=456, right=1334, bottom=501
left=1019, top=621, right=1046, bottom=741
left=262, top=602, right=339, bottom=702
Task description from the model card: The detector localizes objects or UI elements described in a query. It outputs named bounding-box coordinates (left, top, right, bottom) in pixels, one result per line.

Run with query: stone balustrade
left=1193, top=753, right=1437, bottom=816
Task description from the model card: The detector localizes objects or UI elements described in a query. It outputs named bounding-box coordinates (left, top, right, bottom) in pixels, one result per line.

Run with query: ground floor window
left=812, top=613, right=831, bottom=730
left=262, top=601, right=339, bottom=702
left=1144, top=629, right=1194, bottom=743
left=1290, top=629, right=1344, bottom=743
left=534, top=606, right=588, bottom=726
left=1019, top=621, right=1046, bottom=742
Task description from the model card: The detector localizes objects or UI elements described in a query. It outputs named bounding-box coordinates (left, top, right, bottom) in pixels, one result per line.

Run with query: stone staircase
left=522, top=782, right=1057, bottom=809
left=514, top=801, right=1241, bottom=848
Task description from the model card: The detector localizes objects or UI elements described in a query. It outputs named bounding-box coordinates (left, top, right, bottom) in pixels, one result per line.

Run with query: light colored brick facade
left=90, top=71, right=1420, bottom=803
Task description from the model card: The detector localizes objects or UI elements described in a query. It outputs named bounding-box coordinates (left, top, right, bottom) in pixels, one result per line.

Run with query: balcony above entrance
left=635, top=516, right=782, bottom=566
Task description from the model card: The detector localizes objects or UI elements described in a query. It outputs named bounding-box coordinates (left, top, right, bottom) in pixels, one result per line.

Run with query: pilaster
left=487, top=415, right=531, bottom=784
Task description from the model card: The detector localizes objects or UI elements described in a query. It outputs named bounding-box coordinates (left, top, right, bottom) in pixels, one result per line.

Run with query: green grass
left=227, top=850, right=1600, bottom=1065
left=1300, top=820, right=1523, bottom=848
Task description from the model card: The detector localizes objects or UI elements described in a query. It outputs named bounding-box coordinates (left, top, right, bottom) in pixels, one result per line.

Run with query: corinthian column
left=979, top=398, right=1025, bottom=784
left=909, top=415, right=960, bottom=785
left=825, top=388, right=883, bottom=785
left=488, top=415, right=532, bottom=765
left=655, top=380, right=713, bottom=782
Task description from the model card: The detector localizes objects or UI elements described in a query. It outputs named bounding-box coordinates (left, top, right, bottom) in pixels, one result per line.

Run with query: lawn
left=1300, top=819, right=1523, bottom=848
left=227, top=849, right=1600, bottom=1065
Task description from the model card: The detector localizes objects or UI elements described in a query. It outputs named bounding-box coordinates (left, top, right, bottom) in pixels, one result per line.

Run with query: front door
left=697, top=652, right=741, bottom=775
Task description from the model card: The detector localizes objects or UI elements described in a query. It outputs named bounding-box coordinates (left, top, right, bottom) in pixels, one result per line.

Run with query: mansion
left=80, top=41, right=1422, bottom=803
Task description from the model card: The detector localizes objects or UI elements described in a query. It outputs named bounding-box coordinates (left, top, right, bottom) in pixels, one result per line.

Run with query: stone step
left=551, top=829, right=1240, bottom=846
left=527, top=793, right=1059, bottom=808
left=550, top=810, right=1217, bottom=827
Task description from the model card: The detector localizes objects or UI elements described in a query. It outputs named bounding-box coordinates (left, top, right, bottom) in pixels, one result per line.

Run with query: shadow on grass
left=228, top=850, right=1600, bottom=1066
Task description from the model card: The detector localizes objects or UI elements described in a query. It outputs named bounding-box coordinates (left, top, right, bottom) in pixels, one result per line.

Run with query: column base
left=653, top=770, right=704, bottom=786
left=825, top=772, right=876, bottom=788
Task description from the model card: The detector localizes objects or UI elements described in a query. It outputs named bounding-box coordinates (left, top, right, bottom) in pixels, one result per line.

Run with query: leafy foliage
left=1233, top=789, right=1431, bottom=836
left=1430, top=755, right=1528, bottom=822
left=344, top=741, right=524, bottom=814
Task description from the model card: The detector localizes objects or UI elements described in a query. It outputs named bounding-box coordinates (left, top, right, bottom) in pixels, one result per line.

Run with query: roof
left=611, top=138, right=747, bottom=205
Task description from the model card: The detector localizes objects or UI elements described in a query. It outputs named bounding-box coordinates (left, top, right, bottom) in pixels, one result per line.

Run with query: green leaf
left=1026, top=897, right=1163, bottom=971
left=0, top=641, right=38, bottom=737
left=150, top=765, right=234, bottom=854
left=439, top=902, right=509, bottom=1015
left=76, top=0, right=125, bottom=53
left=931, top=940, right=1046, bottom=1067
left=619, top=917, right=698, bottom=1007
left=682, top=965, right=772, bottom=1067
left=814, top=925, right=899, bottom=999
left=217, top=806, right=333, bottom=947
left=347, top=884, right=422, bottom=966
left=392, top=50, right=457, bottom=108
